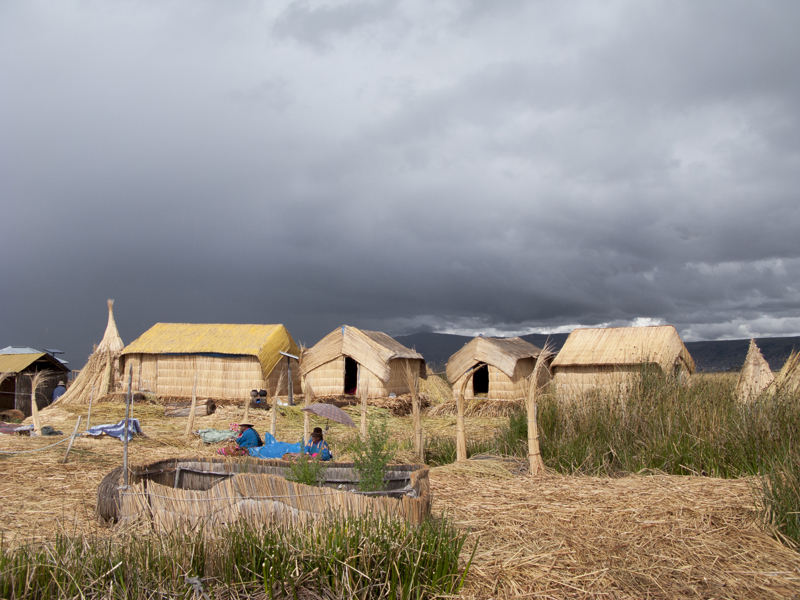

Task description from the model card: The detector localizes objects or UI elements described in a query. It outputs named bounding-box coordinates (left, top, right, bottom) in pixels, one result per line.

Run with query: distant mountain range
left=394, top=332, right=800, bottom=374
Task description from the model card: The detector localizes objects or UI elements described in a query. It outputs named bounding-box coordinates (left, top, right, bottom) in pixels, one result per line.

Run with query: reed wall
left=451, top=357, right=537, bottom=402
left=553, top=364, right=657, bottom=399
left=122, top=353, right=267, bottom=399
left=115, top=458, right=430, bottom=531
left=303, top=356, right=345, bottom=396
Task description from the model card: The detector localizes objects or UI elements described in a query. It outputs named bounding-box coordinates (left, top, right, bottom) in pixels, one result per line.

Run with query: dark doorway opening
left=344, top=357, right=358, bottom=395
left=473, top=364, right=489, bottom=396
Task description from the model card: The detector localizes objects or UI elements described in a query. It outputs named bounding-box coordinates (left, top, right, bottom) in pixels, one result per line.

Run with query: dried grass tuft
left=429, top=397, right=523, bottom=418
left=432, top=471, right=800, bottom=599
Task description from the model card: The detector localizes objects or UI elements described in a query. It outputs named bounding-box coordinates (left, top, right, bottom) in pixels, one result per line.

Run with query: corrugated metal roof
left=0, top=347, right=43, bottom=355
left=0, top=353, right=46, bottom=373
left=121, top=323, right=301, bottom=378
left=551, top=325, right=695, bottom=373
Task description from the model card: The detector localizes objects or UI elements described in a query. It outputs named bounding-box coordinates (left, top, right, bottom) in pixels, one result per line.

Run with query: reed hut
left=300, top=326, right=426, bottom=398
left=56, top=299, right=124, bottom=405
left=446, top=336, right=549, bottom=402
left=551, top=325, right=695, bottom=398
left=736, top=339, right=774, bottom=403
left=0, top=347, right=70, bottom=415
left=119, top=323, right=301, bottom=399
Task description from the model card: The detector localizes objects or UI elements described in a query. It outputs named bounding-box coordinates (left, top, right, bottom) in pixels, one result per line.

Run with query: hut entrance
left=473, top=364, right=489, bottom=396
left=344, top=357, right=358, bottom=395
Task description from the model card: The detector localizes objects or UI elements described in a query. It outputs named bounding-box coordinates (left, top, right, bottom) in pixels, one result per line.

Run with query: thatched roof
left=0, top=349, right=69, bottom=374
left=446, top=336, right=543, bottom=382
left=121, top=323, right=300, bottom=378
left=300, top=325, right=424, bottom=383
left=551, top=325, right=695, bottom=374
left=736, top=339, right=774, bottom=402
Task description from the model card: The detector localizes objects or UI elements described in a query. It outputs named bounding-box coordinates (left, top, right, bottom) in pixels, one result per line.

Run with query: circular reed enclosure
left=97, top=457, right=430, bottom=530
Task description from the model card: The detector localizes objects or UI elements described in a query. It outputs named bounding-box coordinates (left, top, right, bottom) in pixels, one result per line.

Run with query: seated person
left=218, top=423, right=262, bottom=456
left=303, top=427, right=332, bottom=461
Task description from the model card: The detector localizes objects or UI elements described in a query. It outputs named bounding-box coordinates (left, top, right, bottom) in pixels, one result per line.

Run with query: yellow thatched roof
left=551, top=325, right=695, bottom=374
left=446, top=336, right=543, bottom=382
left=301, top=325, right=425, bottom=383
left=121, top=323, right=300, bottom=378
left=0, top=352, right=46, bottom=373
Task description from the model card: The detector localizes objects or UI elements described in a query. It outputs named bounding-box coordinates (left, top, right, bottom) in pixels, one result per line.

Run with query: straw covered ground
left=2, top=399, right=800, bottom=598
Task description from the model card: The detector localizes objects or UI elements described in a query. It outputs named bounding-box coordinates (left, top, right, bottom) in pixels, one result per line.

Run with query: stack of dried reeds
left=56, top=300, right=124, bottom=405
left=770, top=351, right=800, bottom=397
left=420, top=373, right=451, bottom=405
left=736, top=339, right=775, bottom=402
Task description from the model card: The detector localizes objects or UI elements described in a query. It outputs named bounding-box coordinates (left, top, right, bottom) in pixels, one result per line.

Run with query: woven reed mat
left=430, top=466, right=800, bottom=599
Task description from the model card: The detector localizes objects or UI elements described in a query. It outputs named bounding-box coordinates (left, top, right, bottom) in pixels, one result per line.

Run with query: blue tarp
left=85, top=418, right=143, bottom=441
left=248, top=441, right=302, bottom=459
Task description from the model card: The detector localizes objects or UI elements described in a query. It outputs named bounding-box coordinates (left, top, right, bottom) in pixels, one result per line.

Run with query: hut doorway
left=473, top=364, right=489, bottom=396
left=344, top=357, right=358, bottom=395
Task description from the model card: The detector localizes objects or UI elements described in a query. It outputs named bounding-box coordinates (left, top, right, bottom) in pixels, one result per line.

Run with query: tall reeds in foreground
left=0, top=515, right=475, bottom=599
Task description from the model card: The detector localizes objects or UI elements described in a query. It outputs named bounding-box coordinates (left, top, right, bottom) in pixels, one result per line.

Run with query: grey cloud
left=2, top=0, right=800, bottom=365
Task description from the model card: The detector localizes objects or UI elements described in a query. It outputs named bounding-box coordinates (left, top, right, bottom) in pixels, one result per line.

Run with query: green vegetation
left=0, top=515, right=475, bottom=599
left=425, top=369, right=800, bottom=545
left=349, top=418, right=398, bottom=492
left=285, top=451, right=328, bottom=487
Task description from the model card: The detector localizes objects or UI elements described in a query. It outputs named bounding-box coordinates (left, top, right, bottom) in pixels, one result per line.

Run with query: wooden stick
left=185, top=372, right=198, bottom=436
left=270, top=394, right=278, bottom=437
left=123, top=367, right=132, bottom=488
left=85, top=386, right=95, bottom=431
left=62, top=415, right=82, bottom=464
left=303, top=381, right=313, bottom=446
left=359, top=364, right=367, bottom=439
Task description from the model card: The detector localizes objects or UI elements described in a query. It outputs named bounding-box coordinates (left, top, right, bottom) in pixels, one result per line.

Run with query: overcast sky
left=2, top=0, right=799, bottom=365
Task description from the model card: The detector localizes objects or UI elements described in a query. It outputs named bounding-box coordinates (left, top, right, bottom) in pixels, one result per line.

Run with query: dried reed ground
left=1, top=400, right=800, bottom=599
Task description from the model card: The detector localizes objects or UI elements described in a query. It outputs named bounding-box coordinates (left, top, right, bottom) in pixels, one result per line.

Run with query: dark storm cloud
left=2, top=0, right=800, bottom=366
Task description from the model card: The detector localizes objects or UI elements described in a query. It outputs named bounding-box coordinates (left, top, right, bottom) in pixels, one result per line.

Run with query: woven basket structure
left=97, top=457, right=430, bottom=530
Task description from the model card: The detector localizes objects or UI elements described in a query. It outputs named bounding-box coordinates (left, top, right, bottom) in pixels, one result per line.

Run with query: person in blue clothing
left=52, top=381, right=67, bottom=402
left=304, top=427, right=332, bottom=461
left=218, top=423, right=262, bottom=456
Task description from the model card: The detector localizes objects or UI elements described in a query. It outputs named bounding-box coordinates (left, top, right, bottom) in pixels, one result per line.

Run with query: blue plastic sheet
left=248, top=441, right=301, bottom=459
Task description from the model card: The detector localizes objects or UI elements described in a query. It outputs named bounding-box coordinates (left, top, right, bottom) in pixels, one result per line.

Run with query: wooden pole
left=270, top=392, right=278, bottom=437
left=62, top=415, right=82, bottom=464
left=456, top=369, right=474, bottom=462
left=123, top=367, right=132, bottom=488
left=287, top=356, right=294, bottom=406
left=185, top=372, right=198, bottom=436
left=30, top=380, right=43, bottom=437
left=405, top=361, right=422, bottom=458
left=359, top=364, right=367, bottom=439
left=85, top=386, right=95, bottom=432
left=303, top=381, right=313, bottom=446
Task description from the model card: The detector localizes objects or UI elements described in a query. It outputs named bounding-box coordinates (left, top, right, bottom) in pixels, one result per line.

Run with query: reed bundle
left=56, top=300, right=124, bottom=405
left=419, top=372, right=452, bottom=404
left=771, top=351, right=800, bottom=397
left=736, top=339, right=775, bottom=402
